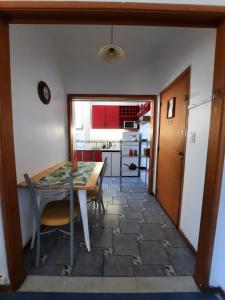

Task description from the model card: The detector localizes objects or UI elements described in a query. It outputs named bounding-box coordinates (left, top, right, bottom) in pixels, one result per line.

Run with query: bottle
left=72, top=152, right=78, bottom=171
left=129, top=149, right=133, bottom=156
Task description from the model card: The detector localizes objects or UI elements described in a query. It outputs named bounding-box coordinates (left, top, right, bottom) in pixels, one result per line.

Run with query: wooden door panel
left=157, top=69, right=190, bottom=225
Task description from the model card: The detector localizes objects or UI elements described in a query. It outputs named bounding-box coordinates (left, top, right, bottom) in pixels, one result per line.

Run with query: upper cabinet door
left=92, top=105, right=106, bottom=128
left=106, top=105, right=119, bottom=128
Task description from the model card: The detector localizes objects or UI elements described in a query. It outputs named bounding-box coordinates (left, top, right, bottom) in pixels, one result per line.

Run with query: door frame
left=0, top=1, right=225, bottom=291
left=67, top=93, right=157, bottom=194
left=156, top=67, right=191, bottom=227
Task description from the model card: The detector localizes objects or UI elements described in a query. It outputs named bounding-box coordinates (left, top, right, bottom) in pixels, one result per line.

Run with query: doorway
left=157, top=68, right=190, bottom=226
left=0, top=4, right=225, bottom=290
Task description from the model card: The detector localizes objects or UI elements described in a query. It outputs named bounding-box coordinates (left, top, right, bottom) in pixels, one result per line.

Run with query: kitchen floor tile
left=167, top=247, right=195, bottom=275
left=29, top=264, right=64, bottom=276
left=134, top=265, right=166, bottom=276
left=143, top=211, right=162, bottom=224
left=164, top=229, right=187, bottom=247
left=104, top=256, right=133, bottom=277
left=114, top=234, right=140, bottom=256
left=112, top=196, right=128, bottom=205
left=139, top=241, right=170, bottom=265
left=142, top=201, right=163, bottom=212
left=127, top=200, right=143, bottom=208
left=103, top=214, right=120, bottom=228
left=141, top=223, right=166, bottom=240
left=106, top=204, right=124, bottom=215
left=120, top=218, right=141, bottom=234
left=161, top=214, right=176, bottom=228
left=72, top=248, right=104, bottom=276
left=46, top=239, right=76, bottom=265
left=124, top=207, right=142, bottom=219
left=90, top=228, right=113, bottom=248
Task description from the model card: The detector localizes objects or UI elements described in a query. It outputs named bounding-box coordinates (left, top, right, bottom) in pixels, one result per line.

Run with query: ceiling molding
left=0, top=1, right=225, bottom=27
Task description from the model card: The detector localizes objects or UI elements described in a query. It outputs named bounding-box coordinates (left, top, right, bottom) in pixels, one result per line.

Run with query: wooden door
left=157, top=68, right=190, bottom=225
left=105, top=105, right=120, bottom=128
left=92, top=105, right=106, bottom=128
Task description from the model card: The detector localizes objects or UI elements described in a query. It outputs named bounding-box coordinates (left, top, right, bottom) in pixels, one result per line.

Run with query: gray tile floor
left=25, top=177, right=195, bottom=277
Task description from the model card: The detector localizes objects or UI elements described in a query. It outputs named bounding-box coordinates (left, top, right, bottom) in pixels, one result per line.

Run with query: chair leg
left=98, top=201, right=105, bottom=228
left=35, top=226, right=41, bottom=267
left=70, top=210, right=74, bottom=267
left=100, top=194, right=105, bottom=213
left=70, top=230, right=74, bottom=267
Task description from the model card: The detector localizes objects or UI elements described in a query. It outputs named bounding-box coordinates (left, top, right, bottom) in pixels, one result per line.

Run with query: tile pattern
left=25, top=177, right=195, bottom=277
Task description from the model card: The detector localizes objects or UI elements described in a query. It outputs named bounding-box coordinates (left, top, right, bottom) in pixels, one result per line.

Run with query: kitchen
left=72, top=100, right=151, bottom=186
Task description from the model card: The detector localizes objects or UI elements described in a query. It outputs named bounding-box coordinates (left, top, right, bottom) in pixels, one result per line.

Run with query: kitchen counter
left=75, top=148, right=121, bottom=152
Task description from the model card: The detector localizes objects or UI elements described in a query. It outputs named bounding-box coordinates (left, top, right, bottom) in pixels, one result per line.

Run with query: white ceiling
left=11, top=24, right=215, bottom=94
left=40, top=25, right=214, bottom=93
left=46, top=25, right=193, bottom=60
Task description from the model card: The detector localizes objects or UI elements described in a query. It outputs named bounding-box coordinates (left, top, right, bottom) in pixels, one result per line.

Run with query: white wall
left=10, top=25, right=67, bottom=246
left=0, top=203, right=9, bottom=284
left=210, top=158, right=225, bottom=291
left=157, top=28, right=216, bottom=249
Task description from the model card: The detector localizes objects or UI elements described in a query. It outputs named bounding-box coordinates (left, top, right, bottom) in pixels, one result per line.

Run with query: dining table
left=18, top=160, right=104, bottom=252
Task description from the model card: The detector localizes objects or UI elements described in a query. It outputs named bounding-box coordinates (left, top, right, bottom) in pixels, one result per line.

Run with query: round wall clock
left=38, top=81, right=51, bottom=105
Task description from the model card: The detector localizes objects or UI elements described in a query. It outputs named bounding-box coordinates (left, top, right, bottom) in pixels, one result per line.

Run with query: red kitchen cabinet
left=93, top=151, right=102, bottom=162
left=83, top=150, right=93, bottom=161
left=105, top=106, right=119, bottom=128
left=92, top=105, right=120, bottom=129
left=92, top=105, right=106, bottom=128
left=75, top=150, right=83, bottom=161
left=74, top=150, right=102, bottom=162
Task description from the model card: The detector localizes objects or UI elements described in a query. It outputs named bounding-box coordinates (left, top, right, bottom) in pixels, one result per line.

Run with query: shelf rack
left=119, top=139, right=150, bottom=190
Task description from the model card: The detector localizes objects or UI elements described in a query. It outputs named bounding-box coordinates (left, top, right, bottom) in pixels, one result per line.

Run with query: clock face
left=38, top=81, right=51, bottom=105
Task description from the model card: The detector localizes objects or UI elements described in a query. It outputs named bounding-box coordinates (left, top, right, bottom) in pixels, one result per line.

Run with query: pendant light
left=98, top=25, right=125, bottom=63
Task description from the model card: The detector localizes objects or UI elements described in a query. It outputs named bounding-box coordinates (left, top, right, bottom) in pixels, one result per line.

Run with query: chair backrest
left=24, top=172, right=74, bottom=224
left=24, top=174, right=41, bottom=226
left=99, top=157, right=108, bottom=189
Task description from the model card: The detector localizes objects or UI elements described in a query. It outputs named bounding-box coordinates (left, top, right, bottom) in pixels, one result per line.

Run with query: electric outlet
left=0, top=274, right=7, bottom=285
left=189, top=131, right=196, bottom=143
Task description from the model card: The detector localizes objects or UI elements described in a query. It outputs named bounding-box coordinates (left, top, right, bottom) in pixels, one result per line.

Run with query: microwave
left=123, top=121, right=138, bottom=129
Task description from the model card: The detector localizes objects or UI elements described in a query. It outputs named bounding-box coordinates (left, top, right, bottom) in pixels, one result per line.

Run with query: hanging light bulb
left=98, top=25, right=125, bottom=63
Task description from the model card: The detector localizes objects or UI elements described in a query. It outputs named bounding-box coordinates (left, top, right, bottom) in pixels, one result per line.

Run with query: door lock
left=178, top=152, right=184, bottom=159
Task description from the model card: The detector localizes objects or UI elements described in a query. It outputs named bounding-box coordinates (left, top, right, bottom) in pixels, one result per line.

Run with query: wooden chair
left=87, top=157, right=107, bottom=213
left=24, top=172, right=79, bottom=267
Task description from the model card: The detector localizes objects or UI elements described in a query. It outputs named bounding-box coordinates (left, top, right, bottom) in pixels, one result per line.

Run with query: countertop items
left=75, top=148, right=121, bottom=152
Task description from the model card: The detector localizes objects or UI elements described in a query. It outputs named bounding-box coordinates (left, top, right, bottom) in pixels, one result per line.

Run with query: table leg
left=78, top=190, right=91, bottom=252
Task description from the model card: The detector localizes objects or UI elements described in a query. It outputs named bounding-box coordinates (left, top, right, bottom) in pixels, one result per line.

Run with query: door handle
left=178, top=152, right=184, bottom=159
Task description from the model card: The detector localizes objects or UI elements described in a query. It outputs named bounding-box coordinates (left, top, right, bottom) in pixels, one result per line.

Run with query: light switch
left=189, top=131, right=196, bottom=143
